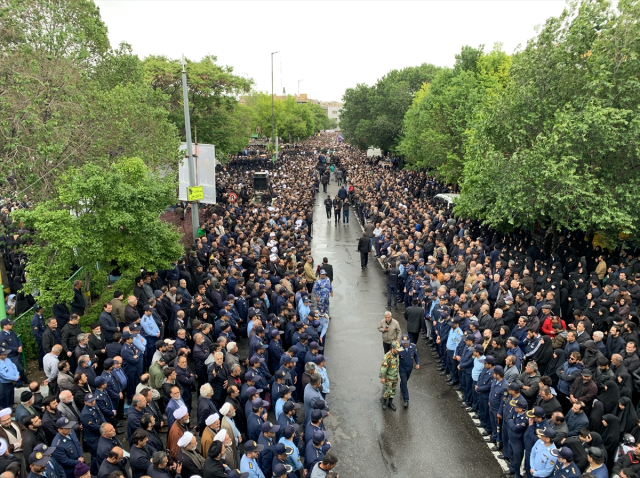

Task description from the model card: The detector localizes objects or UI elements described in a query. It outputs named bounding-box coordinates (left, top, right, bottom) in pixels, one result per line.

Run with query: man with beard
left=15, top=391, right=38, bottom=425
left=202, top=439, right=226, bottom=478
left=21, top=414, right=47, bottom=460
left=141, top=414, right=164, bottom=454
left=26, top=444, right=54, bottom=478
left=167, top=406, right=189, bottom=461
left=200, top=414, right=221, bottom=457
left=130, top=430, right=154, bottom=478
left=57, top=391, right=83, bottom=440
left=208, top=352, right=230, bottom=410
left=88, top=323, right=107, bottom=375
left=41, top=396, right=63, bottom=443
left=219, top=403, right=241, bottom=463
left=177, top=432, right=204, bottom=478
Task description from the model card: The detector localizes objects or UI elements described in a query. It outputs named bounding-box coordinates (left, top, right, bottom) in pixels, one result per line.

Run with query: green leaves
left=14, top=157, right=183, bottom=309
left=456, top=0, right=640, bottom=242
left=340, top=63, right=441, bottom=152
left=398, top=45, right=511, bottom=183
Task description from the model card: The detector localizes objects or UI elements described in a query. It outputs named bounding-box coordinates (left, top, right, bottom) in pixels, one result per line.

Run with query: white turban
left=173, top=406, right=188, bottom=419
left=205, top=413, right=220, bottom=426
left=0, top=438, right=7, bottom=455
left=214, top=429, right=227, bottom=442
left=177, top=432, right=193, bottom=448
left=219, top=403, right=231, bottom=416
left=0, top=408, right=11, bottom=418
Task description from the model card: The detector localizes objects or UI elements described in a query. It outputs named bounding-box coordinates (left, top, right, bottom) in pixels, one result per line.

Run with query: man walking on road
left=378, top=311, right=401, bottom=353
left=323, top=195, right=332, bottom=219
left=342, top=199, right=350, bottom=224
left=398, top=335, right=420, bottom=408
left=384, top=262, right=400, bottom=309
left=404, top=298, right=423, bottom=345
left=379, top=341, right=402, bottom=411
left=357, top=232, right=371, bottom=269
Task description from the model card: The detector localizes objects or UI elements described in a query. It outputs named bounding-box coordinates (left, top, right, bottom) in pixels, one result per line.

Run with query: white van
left=434, top=193, right=460, bottom=206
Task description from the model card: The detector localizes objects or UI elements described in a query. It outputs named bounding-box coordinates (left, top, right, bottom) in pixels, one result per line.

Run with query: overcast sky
left=96, top=1, right=567, bottom=102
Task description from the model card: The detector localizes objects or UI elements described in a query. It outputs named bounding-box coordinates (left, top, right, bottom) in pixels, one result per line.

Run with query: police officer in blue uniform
left=121, top=331, right=140, bottom=404
left=51, top=417, right=85, bottom=478
left=100, top=358, right=122, bottom=420
left=498, top=383, right=522, bottom=463
left=0, top=346, right=19, bottom=408
left=31, top=307, right=46, bottom=370
left=529, top=427, right=558, bottom=478
left=240, top=440, right=266, bottom=478
left=398, top=335, right=420, bottom=408
left=524, top=407, right=550, bottom=478
left=475, top=354, right=495, bottom=434
left=94, top=376, right=117, bottom=426
left=506, top=396, right=529, bottom=478
left=304, top=430, right=331, bottom=475
left=79, top=392, right=106, bottom=476
left=487, top=365, right=507, bottom=448
left=1, top=318, right=28, bottom=385
left=549, top=447, right=580, bottom=478
left=247, top=397, right=268, bottom=443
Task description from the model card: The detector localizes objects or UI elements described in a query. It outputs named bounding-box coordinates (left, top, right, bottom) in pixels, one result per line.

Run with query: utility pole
left=271, top=51, right=279, bottom=160
left=181, top=55, right=199, bottom=244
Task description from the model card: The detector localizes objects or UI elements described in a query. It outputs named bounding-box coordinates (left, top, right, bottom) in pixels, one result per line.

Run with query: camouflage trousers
left=382, top=379, right=398, bottom=399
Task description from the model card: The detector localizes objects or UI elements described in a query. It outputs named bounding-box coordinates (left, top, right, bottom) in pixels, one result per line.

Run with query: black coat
left=130, top=445, right=153, bottom=478
left=42, top=328, right=60, bottom=354
left=404, top=306, right=423, bottom=334
left=70, top=288, right=86, bottom=315
left=357, top=236, right=371, bottom=253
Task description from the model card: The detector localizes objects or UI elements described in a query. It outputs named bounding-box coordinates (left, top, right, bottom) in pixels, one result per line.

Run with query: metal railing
left=12, top=267, right=85, bottom=370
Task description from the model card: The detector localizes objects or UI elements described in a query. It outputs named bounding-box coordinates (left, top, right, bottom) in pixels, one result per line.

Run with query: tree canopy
left=339, top=63, right=441, bottom=152
left=14, top=157, right=183, bottom=309
left=456, top=0, right=640, bottom=240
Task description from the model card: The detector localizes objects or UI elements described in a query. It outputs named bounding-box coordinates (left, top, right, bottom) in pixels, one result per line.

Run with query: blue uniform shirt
left=398, top=343, right=420, bottom=371
left=530, top=440, right=557, bottom=477
left=240, top=455, right=265, bottom=478
left=0, top=357, right=19, bottom=383
left=446, top=326, right=463, bottom=351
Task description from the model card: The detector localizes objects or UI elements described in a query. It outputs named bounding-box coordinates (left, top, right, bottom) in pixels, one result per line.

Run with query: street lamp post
left=271, top=51, right=279, bottom=159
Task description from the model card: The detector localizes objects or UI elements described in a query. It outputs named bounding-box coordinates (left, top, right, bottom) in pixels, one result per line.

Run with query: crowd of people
left=3, top=131, right=640, bottom=478
left=329, top=145, right=640, bottom=478
left=0, top=135, right=343, bottom=478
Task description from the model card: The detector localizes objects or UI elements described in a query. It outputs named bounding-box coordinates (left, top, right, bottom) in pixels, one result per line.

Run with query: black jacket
left=130, top=445, right=153, bottom=478
left=321, top=263, right=334, bottom=282
left=404, top=306, right=424, bottom=334
left=42, top=328, right=60, bottom=354
left=357, top=236, right=371, bottom=253
left=70, top=288, right=86, bottom=315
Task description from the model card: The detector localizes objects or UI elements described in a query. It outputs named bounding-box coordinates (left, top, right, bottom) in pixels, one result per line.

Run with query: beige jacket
left=378, top=318, right=402, bottom=344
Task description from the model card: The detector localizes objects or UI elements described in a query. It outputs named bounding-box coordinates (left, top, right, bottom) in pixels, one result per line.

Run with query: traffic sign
left=187, top=186, right=204, bottom=201
left=228, top=192, right=238, bottom=203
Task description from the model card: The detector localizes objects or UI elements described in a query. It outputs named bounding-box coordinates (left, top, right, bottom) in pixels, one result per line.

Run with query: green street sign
left=187, top=186, right=204, bottom=201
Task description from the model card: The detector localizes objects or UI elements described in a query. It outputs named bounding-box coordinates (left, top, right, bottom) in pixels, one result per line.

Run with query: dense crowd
left=0, top=135, right=342, bottom=478
left=333, top=147, right=640, bottom=478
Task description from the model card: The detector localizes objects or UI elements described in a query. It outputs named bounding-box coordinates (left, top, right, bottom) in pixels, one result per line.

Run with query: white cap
left=205, top=413, right=220, bottom=426
left=173, top=406, right=188, bottom=419
left=0, top=408, right=11, bottom=418
left=164, top=339, right=176, bottom=345
left=219, top=403, right=231, bottom=416
left=269, top=254, right=278, bottom=262
left=177, top=432, right=193, bottom=448
left=214, top=429, right=227, bottom=442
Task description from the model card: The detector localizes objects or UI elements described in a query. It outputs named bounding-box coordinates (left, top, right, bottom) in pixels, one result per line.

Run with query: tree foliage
left=456, top=0, right=640, bottom=240
left=13, top=157, right=183, bottom=309
left=398, top=45, right=511, bottom=182
left=339, top=63, right=441, bottom=152
left=142, top=55, right=254, bottom=157
left=241, top=93, right=334, bottom=144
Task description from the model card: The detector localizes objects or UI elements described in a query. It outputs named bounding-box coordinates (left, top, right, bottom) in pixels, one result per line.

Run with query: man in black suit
left=321, top=258, right=334, bottom=282
left=357, top=232, right=372, bottom=270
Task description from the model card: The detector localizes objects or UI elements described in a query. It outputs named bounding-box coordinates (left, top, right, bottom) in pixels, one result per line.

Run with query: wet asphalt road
left=315, top=181, right=503, bottom=478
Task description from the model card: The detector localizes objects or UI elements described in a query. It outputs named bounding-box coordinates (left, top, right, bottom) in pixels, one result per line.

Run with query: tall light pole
left=181, top=55, right=199, bottom=243
left=271, top=51, right=279, bottom=156
left=298, top=79, right=303, bottom=98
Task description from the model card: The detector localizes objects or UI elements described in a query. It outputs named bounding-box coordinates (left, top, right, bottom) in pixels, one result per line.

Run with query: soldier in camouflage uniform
left=379, top=340, right=403, bottom=411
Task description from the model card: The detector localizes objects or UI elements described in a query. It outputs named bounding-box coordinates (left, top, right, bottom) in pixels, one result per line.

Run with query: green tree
left=456, top=0, right=640, bottom=241
left=142, top=55, right=253, bottom=157
left=398, top=45, right=511, bottom=182
left=13, top=157, right=184, bottom=309
left=340, top=63, right=441, bottom=152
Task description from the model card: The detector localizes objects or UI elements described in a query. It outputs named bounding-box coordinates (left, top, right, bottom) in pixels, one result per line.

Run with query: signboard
left=187, top=186, right=204, bottom=201
left=178, top=143, right=217, bottom=204
left=228, top=191, right=238, bottom=203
